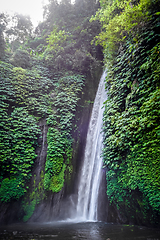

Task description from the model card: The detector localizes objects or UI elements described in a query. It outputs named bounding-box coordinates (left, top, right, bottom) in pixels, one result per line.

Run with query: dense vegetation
left=0, top=0, right=102, bottom=222
left=93, top=0, right=160, bottom=226
left=0, top=0, right=159, bottom=226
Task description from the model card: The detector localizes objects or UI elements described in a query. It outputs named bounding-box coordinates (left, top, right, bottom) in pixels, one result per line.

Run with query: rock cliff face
left=0, top=66, right=104, bottom=224
left=1, top=0, right=159, bottom=226
left=0, top=64, right=146, bottom=226
left=0, top=0, right=108, bottom=225
left=27, top=68, right=104, bottom=222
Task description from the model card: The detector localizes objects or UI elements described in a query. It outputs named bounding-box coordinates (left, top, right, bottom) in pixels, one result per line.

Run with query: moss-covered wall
left=94, top=0, right=160, bottom=227
left=0, top=56, right=103, bottom=223
left=0, top=0, right=103, bottom=223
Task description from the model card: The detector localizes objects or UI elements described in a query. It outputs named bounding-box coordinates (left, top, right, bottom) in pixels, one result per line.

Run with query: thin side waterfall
left=75, top=71, right=107, bottom=221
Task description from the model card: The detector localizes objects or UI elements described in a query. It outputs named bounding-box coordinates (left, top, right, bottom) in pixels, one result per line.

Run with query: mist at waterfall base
left=1, top=72, right=160, bottom=239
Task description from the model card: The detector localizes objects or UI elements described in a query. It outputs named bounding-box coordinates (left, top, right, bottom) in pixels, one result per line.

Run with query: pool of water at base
left=0, top=221, right=159, bottom=240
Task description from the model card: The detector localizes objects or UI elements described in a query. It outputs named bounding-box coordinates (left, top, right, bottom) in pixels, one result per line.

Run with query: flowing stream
left=75, top=71, right=107, bottom=221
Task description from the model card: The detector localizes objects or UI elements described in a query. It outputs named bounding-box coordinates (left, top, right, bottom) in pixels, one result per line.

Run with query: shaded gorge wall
left=0, top=63, right=105, bottom=224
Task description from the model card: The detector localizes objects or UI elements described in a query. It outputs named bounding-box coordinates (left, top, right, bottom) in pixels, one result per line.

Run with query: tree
left=6, top=13, right=33, bottom=50
left=0, top=13, right=8, bottom=59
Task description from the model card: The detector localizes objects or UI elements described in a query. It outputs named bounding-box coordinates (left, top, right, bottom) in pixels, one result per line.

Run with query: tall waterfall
left=75, top=71, right=107, bottom=221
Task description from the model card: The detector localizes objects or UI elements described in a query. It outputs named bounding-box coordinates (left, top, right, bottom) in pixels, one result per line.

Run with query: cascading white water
left=75, top=71, right=107, bottom=221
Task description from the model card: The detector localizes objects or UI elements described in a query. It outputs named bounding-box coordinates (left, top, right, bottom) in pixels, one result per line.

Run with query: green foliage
left=44, top=75, right=84, bottom=192
left=10, top=49, right=31, bottom=68
left=39, top=1, right=102, bottom=75
left=23, top=171, right=45, bottom=222
left=23, top=199, right=37, bottom=222
left=45, top=164, right=66, bottom=193
left=102, top=9, right=160, bottom=224
left=91, top=0, right=159, bottom=60
left=0, top=177, right=25, bottom=202
left=46, top=27, right=69, bottom=52
left=0, top=106, right=40, bottom=202
left=0, top=61, right=55, bottom=116
left=0, top=0, right=103, bottom=220
left=0, top=60, right=53, bottom=203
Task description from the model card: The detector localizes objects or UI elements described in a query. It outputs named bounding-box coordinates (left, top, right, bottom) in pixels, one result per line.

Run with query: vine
left=102, top=12, right=160, bottom=225
left=44, top=75, right=84, bottom=193
left=0, top=107, right=40, bottom=202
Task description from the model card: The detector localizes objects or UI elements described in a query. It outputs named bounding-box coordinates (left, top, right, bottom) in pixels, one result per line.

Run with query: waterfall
left=27, top=72, right=107, bottom=223
left=75, top=71, right=107, bottom=221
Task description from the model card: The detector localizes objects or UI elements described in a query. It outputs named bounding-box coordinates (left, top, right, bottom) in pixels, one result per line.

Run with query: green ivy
left=91, top=0, right=159, bottom=61
left=44, top=75, right=84, bottom=193
left=0, top=0, right=103, bottom=221
left=0, top=177, right=25, bottom=202
left=102, top=11, right=160, bottom=225
left=0, top=107, right=40, bottom=202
